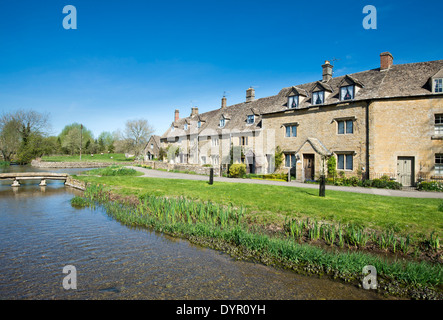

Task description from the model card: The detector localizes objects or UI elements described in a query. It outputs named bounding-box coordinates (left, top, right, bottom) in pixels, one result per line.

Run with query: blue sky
left=0, top=0, right=442, bottom=137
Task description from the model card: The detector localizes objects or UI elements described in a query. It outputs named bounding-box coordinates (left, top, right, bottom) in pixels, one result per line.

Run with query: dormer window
left=171, top=125, right=175, bottom=132
left=340, top=85, right=355, bottom=101
left=247, top=115, right=255, bottom=124
left=312, top=91, right=324, bottom=105
left=197, top=121, right=201, bottom=128
left=434, top=78, right=443, bottom=93
left=219, top=118, right=226, bottom=128
left=184, top=123, right=188, bottom=130
left=288, top=95, right=299, bottom=108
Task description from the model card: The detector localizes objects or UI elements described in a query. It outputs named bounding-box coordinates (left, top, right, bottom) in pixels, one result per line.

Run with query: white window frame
left=340, top=85, right=355, bottom=101
left=288, top=95, right=299, bottom=108
left=312, top=91, right=324, bottom=105
left=436, top=154, right=443, bottom=175
left=435, top=114, right=443, bottom=135
left=434, top=78, right=443, bottom=93
left=219, top=118, right=225, bottom=128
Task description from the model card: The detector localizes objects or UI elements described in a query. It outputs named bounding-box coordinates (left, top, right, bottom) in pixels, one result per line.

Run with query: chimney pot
left=246, top=87, right=255, bottom=102
left=380, top=52, right=394, bottom=70
left=322, top=60, right=333, bottom=82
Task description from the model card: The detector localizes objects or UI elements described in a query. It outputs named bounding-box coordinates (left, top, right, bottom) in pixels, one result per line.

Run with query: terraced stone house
left=160, top=52, right=443, bottom=185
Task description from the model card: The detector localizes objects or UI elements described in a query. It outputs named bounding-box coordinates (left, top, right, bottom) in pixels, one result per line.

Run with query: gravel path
left=126, top=166, right=443, bottom=199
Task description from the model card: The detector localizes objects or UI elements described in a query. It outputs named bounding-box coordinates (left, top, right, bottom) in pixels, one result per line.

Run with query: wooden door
left=303, top=154, right=315, bottom=181
left=397, top=157, right=414, bottom=186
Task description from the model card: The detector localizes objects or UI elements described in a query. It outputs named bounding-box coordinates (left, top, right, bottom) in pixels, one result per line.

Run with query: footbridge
left=0, top=172, right=69, bottom=187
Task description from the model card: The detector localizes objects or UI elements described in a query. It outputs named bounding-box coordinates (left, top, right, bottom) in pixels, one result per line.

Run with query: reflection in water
left=0, top=169, right=393, bottom=300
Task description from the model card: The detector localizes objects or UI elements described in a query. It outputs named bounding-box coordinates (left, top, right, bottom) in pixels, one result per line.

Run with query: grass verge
left=73, top=183, right=443, bottom=299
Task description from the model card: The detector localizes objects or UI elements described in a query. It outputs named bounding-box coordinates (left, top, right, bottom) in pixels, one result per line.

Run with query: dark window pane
left=346, top=155, right=353, bottom=170
left=337, top=154, right=344, bottom=170
left=292, top=126, right=297, bottom=137
left=338, top=121, right=345, bottom=134
left=291, top=155, right=296, bottom=167
left=285, top=155, right=290, bottom=167
left=346, top=120, right=353, bottom=134
left=286, top=126, right=290, bottom=137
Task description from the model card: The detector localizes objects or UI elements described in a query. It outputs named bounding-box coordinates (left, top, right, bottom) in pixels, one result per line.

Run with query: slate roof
left=161, top=59, right=443, bottom=140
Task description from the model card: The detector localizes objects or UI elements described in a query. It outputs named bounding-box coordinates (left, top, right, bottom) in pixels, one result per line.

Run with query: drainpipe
left=365, top=100, right=372, bottom=180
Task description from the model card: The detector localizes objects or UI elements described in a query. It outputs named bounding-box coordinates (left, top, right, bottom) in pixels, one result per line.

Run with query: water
left=0, top=166, right=392, bottom=300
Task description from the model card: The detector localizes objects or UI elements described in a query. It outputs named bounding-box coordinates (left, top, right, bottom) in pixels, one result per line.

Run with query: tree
left=0, top=109, right=50, bottom=163
left=97, top=131, right=114, bottom=152
left=123, top=119, right=154, bottom=158
left=58, top=123, right=94, bottom=155
left=0, top=119, right=21, bottom=161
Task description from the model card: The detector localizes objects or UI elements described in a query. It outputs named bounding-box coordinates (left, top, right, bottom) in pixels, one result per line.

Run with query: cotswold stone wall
left=135, top=160, right=220, bottom=176
left=65, top=176, right=88, bottom=191
left=31, top=160, right=111, bottom=168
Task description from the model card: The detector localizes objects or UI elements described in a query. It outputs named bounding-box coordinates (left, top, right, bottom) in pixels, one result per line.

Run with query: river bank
left=68, top=178, right=443, bottom=300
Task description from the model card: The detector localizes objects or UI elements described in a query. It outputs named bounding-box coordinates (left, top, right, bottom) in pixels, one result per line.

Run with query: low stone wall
left=31, top=160, right=112, bottom=168
left=65, top=176, right=88, bottom=191
left=135, top=160, right=220, bottom=176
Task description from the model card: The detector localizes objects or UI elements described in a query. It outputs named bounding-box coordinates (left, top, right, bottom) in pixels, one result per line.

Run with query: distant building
left=144, top=135, right=161, bottom=160
left=160, top=52, right=443, bottom=185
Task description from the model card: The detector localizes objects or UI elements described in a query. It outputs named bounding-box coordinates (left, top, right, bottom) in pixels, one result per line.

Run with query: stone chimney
left=174, top=109, right=179, bottom=122
left=322, top=60, right=333, bottom=82
left=191, top=107, right=199, bottom=117
left=221, top=96, right=227, bottom=109
left=246, top=87, right=255, bottom=102
left=380, top=52, right=393, bottom=71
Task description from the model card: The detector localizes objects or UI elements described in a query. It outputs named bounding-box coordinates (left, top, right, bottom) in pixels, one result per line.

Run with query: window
left=288, top=95, right=299, bottom=108
left=340, top=85, right=355, bottom=100
left=337, top=120, right=354, bottom=134
left=337, top=154, right=353, bottom=170
left=247, top=115, right=255, bottom=124
left=312, top=91, right=324, bottom=105
left=201, top=156, right=206, bottom=165
left=435, top=114, right=443, bottom=135
left=184, top=123, right=188, bottom=130
left=240, top=136, right=248, bottom=146
left=436, top=154, right=443, bottom=175
left=435, top=78, right=443, bottom=93
left=219, top=118, right=225, bottom=127
left=150, top=144, right=154, bottom=149
left=197, top=121, right=201, bottom=128
left=212, top=137, right=219, bottom=147
left=171, top=126, right=175, bottom=131
left=285, top=125, right=297, bottom=137
left=212, top=155, right=219, bottom=166
left=285, top=154, right=296, bottom=168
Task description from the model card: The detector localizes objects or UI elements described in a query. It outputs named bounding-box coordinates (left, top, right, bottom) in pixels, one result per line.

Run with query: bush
left=86, top=165, right=140, bottom=176
left=372, top=178, right=402, bottom=190
left=417, top=181, right=443, bottom=192
left=229, top=164, right=247, bottom=178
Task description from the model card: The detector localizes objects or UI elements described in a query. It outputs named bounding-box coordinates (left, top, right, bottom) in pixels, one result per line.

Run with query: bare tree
left=123, top=119, right=154, bottom=158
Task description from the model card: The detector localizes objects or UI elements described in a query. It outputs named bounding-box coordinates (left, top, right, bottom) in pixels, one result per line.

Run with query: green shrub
left=229, top=164, right=247, bottom=178
left=417, top=181, right=443, bottom=192
left=86, top=165, right=141, bottom=176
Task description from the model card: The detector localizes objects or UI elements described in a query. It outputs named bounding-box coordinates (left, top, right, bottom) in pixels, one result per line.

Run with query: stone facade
left=159, top=53, right=443, bottom=185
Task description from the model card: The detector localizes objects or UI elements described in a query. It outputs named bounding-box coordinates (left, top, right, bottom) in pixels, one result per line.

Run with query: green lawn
left=75, top=175, right=443, bottom=238
left=41, top=153, right=134, bottom=163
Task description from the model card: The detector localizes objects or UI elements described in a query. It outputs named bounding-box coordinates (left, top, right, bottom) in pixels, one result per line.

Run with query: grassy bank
left=74, top=175, right=442, bottom=238
left=41, top=153, right=134, bottom=163
left=71, top=183, right=443, bottom=299
left=85, top=165, right=143, bottom=177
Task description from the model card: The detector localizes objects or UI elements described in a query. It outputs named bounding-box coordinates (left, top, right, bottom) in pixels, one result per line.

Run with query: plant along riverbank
left=71, top=183, right=443, bottom=300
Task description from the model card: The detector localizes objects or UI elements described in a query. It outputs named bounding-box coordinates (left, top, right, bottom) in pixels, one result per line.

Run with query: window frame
left=219, top=118, right=226, bottom=128
left=247, top=115, right=255, bottom=124
left=336, top=153, right=354, bottom=171
left=337, top=119, right=354, bottom=135
left=340, top=85, right=355, bottom=101
left=436, top=154, right=443, bottom=175
left=288, top=95, right=299, bottom=109
left=285, top=124, right=297, bottom=137
left=435, top=114, right=443, bottom=135
left=285, top=154, right=296, bottom=168
left=434, top=78, right=443, bottom=93
left=312, top=91, right=324, bottom=105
